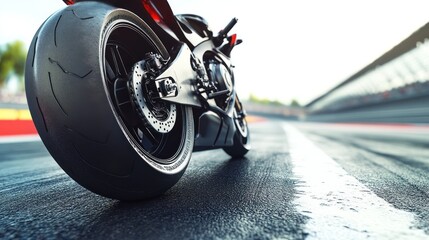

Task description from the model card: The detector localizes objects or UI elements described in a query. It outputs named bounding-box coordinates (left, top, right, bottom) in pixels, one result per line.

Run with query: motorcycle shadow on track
left=80, top=154, right=254, bottom=237
left=76, top=148, right=308, bottom=239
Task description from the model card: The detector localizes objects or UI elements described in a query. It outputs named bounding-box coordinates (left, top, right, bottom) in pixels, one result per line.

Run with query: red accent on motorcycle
left=230, top=34, right=237, bottom=47
left=62, top=0, right=75, bottom=5
left=142, top=0, right=163, bottom=23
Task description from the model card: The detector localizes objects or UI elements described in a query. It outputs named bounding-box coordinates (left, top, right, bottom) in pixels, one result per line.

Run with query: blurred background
left=1, top=0, right=429, bottom=123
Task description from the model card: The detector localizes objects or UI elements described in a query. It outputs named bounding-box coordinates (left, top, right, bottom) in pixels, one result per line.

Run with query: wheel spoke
left=141, top=124, right=170, bottom=155
left=115, top=45, right=128, bottom=76
left=106, top=61, right=116, bottom=82
left=107, top=45, right=119, bottom=77
left=108, top=44, right=128, bottom=77
left=142, top=125, right=160, bottom=144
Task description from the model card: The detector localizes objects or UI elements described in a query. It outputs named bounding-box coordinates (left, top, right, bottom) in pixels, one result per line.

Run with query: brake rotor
left=130, top=61, right=176, bottom=133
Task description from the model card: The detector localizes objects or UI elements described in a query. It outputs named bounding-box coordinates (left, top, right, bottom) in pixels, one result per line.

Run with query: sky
left=2, top=0, right=429, bottom=105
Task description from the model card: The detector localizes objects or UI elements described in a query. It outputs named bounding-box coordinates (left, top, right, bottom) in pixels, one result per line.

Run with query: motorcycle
left=25, top=0, right=250, bottom=200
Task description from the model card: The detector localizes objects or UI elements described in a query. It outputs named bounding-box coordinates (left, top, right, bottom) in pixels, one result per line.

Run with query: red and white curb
left=0, top=108, right=37, bottom=137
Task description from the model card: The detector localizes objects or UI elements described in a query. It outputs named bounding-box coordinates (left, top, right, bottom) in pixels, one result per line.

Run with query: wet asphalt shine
left=1, top=117, right=429, bottom=239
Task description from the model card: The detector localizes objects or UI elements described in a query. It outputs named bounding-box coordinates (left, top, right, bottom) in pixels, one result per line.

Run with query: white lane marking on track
left=284, top=124, right=428, bottom=239
left=0, top=135, right=40, bottom=144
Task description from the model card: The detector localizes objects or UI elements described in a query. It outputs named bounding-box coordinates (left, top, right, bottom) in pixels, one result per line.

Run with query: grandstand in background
left=305, top=22, right=429, bottom=123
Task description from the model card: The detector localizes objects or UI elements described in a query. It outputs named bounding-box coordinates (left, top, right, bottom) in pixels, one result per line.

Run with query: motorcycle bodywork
left=26, top=0, right=249, bottom=200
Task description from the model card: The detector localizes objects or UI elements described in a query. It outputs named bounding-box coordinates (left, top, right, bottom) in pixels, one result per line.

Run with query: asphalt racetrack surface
left=1, top=117, right=429, bottom=239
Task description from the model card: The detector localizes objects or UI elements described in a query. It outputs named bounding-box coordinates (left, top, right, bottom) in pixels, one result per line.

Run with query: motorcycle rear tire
left=25, top=2, right=194, bottom=200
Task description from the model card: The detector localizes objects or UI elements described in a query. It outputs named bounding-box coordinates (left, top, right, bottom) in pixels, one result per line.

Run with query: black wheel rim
left=234, top=100, right=249, bottom=144
left=103, top=21, right=185, bottom=164
left=235, top=110, right=248, bottom=139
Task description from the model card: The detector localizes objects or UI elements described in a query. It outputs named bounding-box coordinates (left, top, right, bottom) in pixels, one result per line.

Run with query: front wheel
left=26, top=2, right=194, bottom=200
left=223, top=96, right=250, bottom=158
